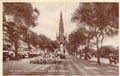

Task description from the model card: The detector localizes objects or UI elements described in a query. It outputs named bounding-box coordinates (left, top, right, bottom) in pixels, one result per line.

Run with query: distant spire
left=60, top=10, right=63, bottom=26
left=59, top=10, right=64, bottom=36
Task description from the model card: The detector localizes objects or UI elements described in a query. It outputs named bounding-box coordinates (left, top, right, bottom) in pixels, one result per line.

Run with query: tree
left=68, top=28, right=87, bottom=55
left=3, top=2, right=39, bottom=59
left=72, top=3, right=118, bottom=64
left=3, top=22, right=26, bottom=59
left=38, top=34, right=57, bottom=52
left=52, top=40, right=59, bottom=51
left=3, top=2, right=39, bottom=27
left=22, top=29, right=39, bottom=53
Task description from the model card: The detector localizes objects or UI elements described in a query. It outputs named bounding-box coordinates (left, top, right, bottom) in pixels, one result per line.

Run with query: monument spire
left=59, top=10, right=64, bottom=36
left=56, top=10, right=67, bottom=56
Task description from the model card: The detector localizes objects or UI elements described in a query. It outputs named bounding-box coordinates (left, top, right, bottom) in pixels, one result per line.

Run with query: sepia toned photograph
left=3, top=2, right=119, bottom=76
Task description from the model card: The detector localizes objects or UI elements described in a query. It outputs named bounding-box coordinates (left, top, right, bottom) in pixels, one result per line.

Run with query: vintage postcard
left=1, top=0, right=119, bottom=76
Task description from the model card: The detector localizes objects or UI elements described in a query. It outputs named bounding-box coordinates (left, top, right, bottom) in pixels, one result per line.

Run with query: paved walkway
left=3, top=55, right=119, bottom=76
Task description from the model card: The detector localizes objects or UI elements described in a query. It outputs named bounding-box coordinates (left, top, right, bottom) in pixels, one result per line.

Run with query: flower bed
left=30, top=55, right=63, bottom=64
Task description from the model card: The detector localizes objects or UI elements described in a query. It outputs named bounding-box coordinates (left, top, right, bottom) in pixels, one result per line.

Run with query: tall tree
left=3, top=22, right=21, bottom=58
left=3, top=2, right=39, bottom=59
left=72, top=3, right=118, bottom=64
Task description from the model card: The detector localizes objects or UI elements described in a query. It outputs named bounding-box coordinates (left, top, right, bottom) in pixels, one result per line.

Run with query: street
left=3, top=55, right=118, bottom=76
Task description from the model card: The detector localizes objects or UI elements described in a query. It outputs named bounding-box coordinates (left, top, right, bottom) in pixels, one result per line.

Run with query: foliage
left=39, top=34, right=58, bottom=52
left=68, top=28, right=87, bottom=53
left=3, top=2, right=39, bottom=59
left=72, top=3, right=118, bottom=38
left=3, top=2, right=39, bottom=27
left=71, top=3, right=118, bottom=64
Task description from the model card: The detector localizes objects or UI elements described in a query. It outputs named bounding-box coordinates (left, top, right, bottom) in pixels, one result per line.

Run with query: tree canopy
left=71, top=2, right=118, bottom=64
left=3, top=2, right=40, bottom=59
left=3, top=2, right=39, bottom=27
left=68, top=28, right=87, bottom=53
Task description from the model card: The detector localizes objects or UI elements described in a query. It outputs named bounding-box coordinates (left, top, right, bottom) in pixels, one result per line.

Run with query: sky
left=31, top=2, right=78, bottom=40
left=31, top=2, right=119, bottom=47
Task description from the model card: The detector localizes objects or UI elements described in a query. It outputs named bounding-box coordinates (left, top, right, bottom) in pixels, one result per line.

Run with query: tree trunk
left=84, top=35, right=90, bottom=60
left=28, top=44, right=31, bottom=53
left=84, top=51, right=88, bottom=60
left=96, top=37, right=101, bottom=65
left=14, top=42, right=19, bottom=60
left=80, top=50, right=82, bottom=59
left=101, top=31, right=104, bottom=48
left=28, top=44, right=31, bottom=58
